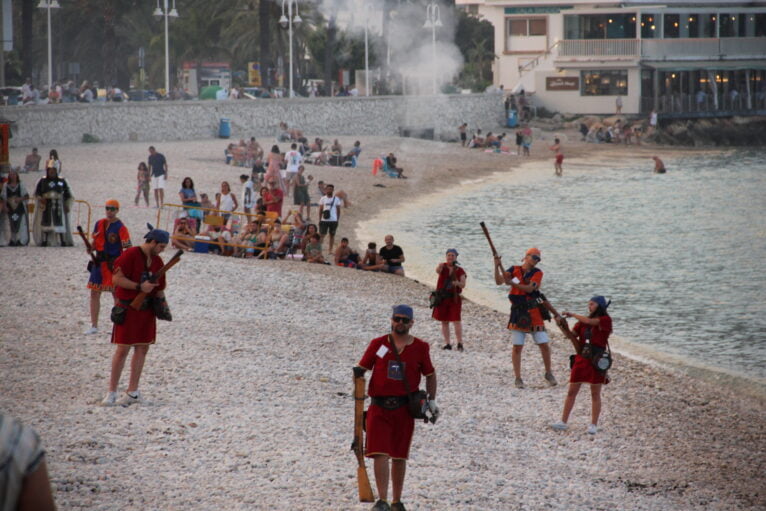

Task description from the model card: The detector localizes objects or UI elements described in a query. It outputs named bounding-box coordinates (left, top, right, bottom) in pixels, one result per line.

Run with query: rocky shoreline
left=1, top=134, right=764, bottom=510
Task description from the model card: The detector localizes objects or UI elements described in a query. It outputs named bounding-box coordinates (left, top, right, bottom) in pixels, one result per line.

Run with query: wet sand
left=1, top=130, right=764, bottom=510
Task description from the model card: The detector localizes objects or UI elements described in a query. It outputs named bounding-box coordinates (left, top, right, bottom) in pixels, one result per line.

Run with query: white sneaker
left=101, top=391, right=117, bottom=406
left=550, top=421, right=568, bottom=431
left=116, top=391, right=141, bottom=407
left=587, top=424, right=598, bottom=435
left=84, top=326, right=99, bottom=335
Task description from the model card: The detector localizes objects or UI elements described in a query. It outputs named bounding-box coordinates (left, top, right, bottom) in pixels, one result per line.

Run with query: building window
left=641, top=14, right=657, bottom=39
left=507, top=17, right=547, bottom=37
left=664, top=14, right=680, bottom=38
left=581, top=70, right=628, bottom=96
left=564, top=14, right=636, bottom=39
left=719, top=14, right=739, bottom=37
left=756, top=14, right=766, bottom=37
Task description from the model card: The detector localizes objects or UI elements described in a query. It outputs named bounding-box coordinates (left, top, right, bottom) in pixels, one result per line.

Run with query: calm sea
left=357, top=149, right=766, bottom=387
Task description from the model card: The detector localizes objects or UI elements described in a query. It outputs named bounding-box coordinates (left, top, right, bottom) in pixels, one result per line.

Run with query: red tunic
left=506, top=266, right=544, bottom=332
left=570, top=315, right=612, bottom=385
left=358, top=335, right=435, bottom=460
left=111, top=246, right=166, bottom=346
left=431, top=264, right=465, bottom=322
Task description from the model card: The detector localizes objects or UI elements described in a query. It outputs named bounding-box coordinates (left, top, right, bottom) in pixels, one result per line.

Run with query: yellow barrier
left=74, top=199, right=92, bottom=240
left=158, top=203, right=301, bottom=257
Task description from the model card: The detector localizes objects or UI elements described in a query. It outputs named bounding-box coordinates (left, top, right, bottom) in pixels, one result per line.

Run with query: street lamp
left=279, top=0, right=302, bottom=98
left=364, top=11, right=369, bottom=96
left=423, top=1, right=442, bottom=95
left=154, top=0, right=179, bottom=97
left=37, top=0, right=60, bottom=93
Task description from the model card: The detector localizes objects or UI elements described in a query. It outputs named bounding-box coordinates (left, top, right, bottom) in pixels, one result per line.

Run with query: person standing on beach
left=355, top=305, right=438, bottom=511
left=147, top=146, right=168, bottom=208
left=318, top=183, right=343, bottom=253
left=102, top=227, right=171, bottom=407
left=134, top=162, right=151, bottom=207
left=549, top=138, right=563, bottom=176
left=551, top=296, right=612, bottom=435
left=85, top=199, right=132, bottom=335
left=458, top=123, right=468, bottom=147
left=494, top=247, right=557, bottom=389
left=433, top=249, right=467, bottom=351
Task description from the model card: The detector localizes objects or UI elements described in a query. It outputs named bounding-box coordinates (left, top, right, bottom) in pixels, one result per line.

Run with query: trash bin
left=219, top=118, right=231, bottom=138
left=507, top=109, right=518, bottom=128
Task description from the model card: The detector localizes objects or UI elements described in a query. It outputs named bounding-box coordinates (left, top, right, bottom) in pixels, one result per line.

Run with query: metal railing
left=558, top=39, right=640, bottom=57
left=557, top=37, right=766, bottom=59
left=640, top=93, right=766, bottom=114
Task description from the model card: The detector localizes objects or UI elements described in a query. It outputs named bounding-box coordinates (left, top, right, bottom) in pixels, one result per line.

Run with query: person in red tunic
left=432, top=248, right=467, bottom=351
left=494, top=247, right=557, bottom=389
left=551, top=296, right=612, bottom=435
left=85, top=199, right=131, bottom=335
left=356, top=305, right=438, bottom=511
left=101, top=228, right=170, bottom=407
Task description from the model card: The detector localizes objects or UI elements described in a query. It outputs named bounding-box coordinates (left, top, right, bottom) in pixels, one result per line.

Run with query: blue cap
left=590, top=296, right=611, bottom=310
left=144, top=223, right=170, bottom=244
left=392, top=304, right=414, bottom=319
left=446, top=248, right=459, bottom=257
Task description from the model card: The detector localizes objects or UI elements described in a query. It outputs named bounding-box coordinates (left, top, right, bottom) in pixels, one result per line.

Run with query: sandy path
left=1, top=132, right=763, bottom=510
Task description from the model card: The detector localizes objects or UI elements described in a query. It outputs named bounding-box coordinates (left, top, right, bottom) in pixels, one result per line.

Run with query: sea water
left=357, top=149, right=766, bottom=387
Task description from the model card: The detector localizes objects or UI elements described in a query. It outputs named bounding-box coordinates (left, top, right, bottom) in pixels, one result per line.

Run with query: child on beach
left=552, top=296, right=612, bottom=435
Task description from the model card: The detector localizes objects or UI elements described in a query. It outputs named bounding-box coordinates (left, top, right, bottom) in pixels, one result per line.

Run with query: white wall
left=533, top=68, right=641, bottom=114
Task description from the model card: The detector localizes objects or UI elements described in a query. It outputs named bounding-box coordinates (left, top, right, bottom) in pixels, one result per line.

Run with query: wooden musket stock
left=76, top=225, right=99, bottom=267
left=129, top=249, right=184, bottom=310
left=352, top=369, right=374, bottom=502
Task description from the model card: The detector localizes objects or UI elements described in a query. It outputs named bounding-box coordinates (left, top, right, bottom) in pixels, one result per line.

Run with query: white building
left=457, top=0, right=766, bottom=116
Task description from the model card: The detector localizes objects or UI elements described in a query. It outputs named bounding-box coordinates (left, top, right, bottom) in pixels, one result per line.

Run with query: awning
left=641, top=59, right=766, bottom=71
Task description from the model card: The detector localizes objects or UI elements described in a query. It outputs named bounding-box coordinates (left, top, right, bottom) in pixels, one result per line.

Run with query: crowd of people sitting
left=580, top=119, right=642, bottom=145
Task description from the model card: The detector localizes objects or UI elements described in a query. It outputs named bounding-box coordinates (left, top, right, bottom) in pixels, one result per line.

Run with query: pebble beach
left=1, top=132, right=764, bottom=510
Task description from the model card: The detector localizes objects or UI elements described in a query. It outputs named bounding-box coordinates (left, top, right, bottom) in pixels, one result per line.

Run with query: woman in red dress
left=552, top=296, right=612, bottom=434
left=432, top=248, right=467, bottom=351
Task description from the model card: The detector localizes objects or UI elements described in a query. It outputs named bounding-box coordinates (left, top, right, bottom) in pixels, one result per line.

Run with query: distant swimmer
left=652, top=156, right=666, bottom=174
left=549, top=138, right=563, bottom=176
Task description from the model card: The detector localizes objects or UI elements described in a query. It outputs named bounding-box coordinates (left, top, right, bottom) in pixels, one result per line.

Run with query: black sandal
left=442, top=344, right=452, bottom=350
left=457, top=343, right=464, bottom=352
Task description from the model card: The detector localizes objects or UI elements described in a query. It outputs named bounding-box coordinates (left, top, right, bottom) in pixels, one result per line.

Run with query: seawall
left=0, top=94, right=504, bottom=147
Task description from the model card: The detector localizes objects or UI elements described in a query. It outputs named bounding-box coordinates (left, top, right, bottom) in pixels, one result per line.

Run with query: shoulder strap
left=388, top=334, right=413, bottom=395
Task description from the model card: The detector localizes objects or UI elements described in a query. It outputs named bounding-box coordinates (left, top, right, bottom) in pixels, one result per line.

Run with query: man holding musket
left=355, top=305, right=439, bottom=511
left=102, top=227, right=171, bottom=407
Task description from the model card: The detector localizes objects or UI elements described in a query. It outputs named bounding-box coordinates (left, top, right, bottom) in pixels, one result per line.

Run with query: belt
left=371, top=395, right=409, bottom=410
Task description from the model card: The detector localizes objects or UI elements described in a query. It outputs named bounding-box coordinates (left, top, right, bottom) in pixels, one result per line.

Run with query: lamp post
left=37, top=0, right=60, bottom=92
left=154, top=0, right=179, bottom=97
left=423, top=1, right=442, bottom=95
left=279, top=0, right=302, bottom=98
left=364, top=12, right=369, bottom=96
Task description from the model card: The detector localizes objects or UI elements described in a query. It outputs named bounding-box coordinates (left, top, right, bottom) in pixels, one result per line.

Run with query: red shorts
left=365, top=404, right=415, bottom=460
left=432, top=296, right=462, bottom=322
left=555, top=154, right=564, bottom=164
left=570, top=354, right=608, bottom=385
left=111, top=308, right=157, bottom=346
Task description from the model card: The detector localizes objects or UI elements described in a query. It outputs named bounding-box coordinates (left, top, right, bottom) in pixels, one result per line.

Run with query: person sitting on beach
left=379, top=234, right=405, bottom=276
left=247, top=137, right=264, bottom=163
left=486, top=132, right=499, bottom=148
left=595, top=127, right=606, bottom=143
left=304, top=233, right=325, bottom=263
left=551, top=296, right=612, bottom=435
left=310, top=138, right=329, bottom=166
left=385, top=153, right=406, bottom=179
left=201, top=222, right=232, bottom=255
left=231, top=220, right=259, bottom=257
left=300, top=223, right=318, bottom=257
left=360, top=242, right=386, bottom=271
left=278, top=122, right=291, bottom=142
left=172, top=216, right=197, bottom=251
left=267, top=219, right=290, bottom=258
left=23, top=148, right=41, bottom=173
left=330, top=139, right=342, bottom=156
left=334, top=237, right=359, bottom=267
left=652, top=156, right=666, bottom=174
left=345, top=141, right=362, bottom=165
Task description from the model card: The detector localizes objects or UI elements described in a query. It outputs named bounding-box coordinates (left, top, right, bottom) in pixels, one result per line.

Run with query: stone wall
left=0, top=94, right=504, bottom=147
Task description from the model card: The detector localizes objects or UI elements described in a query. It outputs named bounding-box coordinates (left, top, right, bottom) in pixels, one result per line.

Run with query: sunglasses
left=392, top=316, right=411, bottom=324
left=530, top=255, right=541, bottom=262
left=105, top=207, right=118, bottom=211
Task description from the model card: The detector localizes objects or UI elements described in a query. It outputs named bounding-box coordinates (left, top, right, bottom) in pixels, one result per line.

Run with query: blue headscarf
left=590, top=296, right=611, bottom=311
left=144, top=223, right=170, bottom=244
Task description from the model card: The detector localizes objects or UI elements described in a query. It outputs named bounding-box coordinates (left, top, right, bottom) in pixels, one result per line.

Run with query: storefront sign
left=546, top=76, right=579, bottom=91
left=504, top=6, right=571, bottom=14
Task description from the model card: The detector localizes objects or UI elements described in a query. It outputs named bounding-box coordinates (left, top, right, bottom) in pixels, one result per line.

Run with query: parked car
left=243, top=87, right=271, bottom=99
left=127, top=89, right=159, bottom=101
left=1, top=86, right=23, bottom=105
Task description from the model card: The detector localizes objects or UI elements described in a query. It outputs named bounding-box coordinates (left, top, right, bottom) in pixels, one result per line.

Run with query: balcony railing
left=557, top=37, right=766, bottom=60
left=559, top=39, right=639, bottom=57
left=640, top=93, right=766, bottom=115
